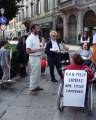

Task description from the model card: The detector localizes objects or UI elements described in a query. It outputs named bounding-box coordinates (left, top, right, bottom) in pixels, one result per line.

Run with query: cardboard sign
left=63, top=70, right=87, bottom=107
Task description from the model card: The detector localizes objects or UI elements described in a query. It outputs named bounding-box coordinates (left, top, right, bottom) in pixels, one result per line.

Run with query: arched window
left=68, top=15, right=77, bottom=44
left=83, top=10, right=96, bottom=28
left=56, top=16, right=63, bottom=42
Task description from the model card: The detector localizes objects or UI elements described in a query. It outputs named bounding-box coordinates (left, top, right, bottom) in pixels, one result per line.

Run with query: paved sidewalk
left=65, top=44, right=80, bottom=51
left=0, top=44, right=95, bottom=120
left=0, top=68, right=96, bottom=120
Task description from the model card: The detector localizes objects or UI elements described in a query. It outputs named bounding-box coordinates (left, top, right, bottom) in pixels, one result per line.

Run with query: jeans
left=1, top=65, right=10, bottom=80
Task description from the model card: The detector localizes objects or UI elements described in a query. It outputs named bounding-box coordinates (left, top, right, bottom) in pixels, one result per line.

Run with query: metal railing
left=59, top=0, right=83, bottom=9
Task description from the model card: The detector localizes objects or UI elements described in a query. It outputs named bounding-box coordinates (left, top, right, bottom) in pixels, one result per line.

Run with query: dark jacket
left=45, top=40, right=60, bottom=61
left=16, top=40, right=26, bottom=63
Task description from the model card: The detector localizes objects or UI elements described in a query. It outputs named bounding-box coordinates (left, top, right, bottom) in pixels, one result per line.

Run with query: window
left=22, top=9, right=24, bottom=19
left=30, top=2, right=34, bottom=17
left=19, top=12, right=21, bottom=22
left=26, top=6, right=29, bottom=18
left=16, top=16, right=18, bottom=23
left=22, top=0, right=24, bottom=4
left=44, top=0, right=50, bottom=12
left=36, top=0, right=40, bottom=15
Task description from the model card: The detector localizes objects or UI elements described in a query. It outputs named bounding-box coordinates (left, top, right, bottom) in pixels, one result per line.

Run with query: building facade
left=6, top=0, right=96, bottom=44
left=21, top=0, right=54, bottom=40
left=53, top=0, right=96, bottom=44
left=6, top=0, right=54, bottom=40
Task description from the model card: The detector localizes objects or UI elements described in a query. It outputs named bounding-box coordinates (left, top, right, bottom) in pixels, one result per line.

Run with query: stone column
left=52, top=16, right=56, bottom=30
left=77, top=10, right=83, bottom=44
left=63, top=14, right=68, bottom=43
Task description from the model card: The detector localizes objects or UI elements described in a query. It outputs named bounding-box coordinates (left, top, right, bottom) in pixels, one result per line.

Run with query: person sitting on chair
left=64, top=53, right=94, bottom=82
left=80, top=42, right=92, bottom=66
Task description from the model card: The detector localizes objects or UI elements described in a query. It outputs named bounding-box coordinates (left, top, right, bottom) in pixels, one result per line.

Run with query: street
left=0, top=0, right=96, bottom=119
left=0, top=66, right=96, bottom=120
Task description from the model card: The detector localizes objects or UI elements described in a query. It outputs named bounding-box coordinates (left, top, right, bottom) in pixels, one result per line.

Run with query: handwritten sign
left=63, top=70, right=87, bottom=107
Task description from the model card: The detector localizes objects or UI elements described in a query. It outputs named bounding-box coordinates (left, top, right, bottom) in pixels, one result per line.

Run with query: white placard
left=63, top=70, right=87, bottom=107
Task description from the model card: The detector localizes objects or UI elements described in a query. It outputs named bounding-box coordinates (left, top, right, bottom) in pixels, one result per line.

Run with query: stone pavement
left=65, top=44, right=80, bottom=51
left=0, top=67, right=96, bottom=120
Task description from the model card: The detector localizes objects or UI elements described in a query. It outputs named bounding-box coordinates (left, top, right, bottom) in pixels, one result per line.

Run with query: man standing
left=26, top=24, right=44, bottom=95
left=45, top=31, right=63, bottom=82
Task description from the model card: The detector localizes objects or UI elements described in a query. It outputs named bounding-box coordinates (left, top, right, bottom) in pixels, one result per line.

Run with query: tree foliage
left=0, top=0, right=22, bottom=21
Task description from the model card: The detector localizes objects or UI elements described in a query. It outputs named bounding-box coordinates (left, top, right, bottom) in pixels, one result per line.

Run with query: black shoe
left=34, top=86, right=44, bottom=91
left=51, top=79, right=58, bottom=82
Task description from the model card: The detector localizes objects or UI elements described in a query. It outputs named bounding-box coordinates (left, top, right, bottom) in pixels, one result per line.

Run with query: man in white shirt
left=26, top=24, right=44, bottom=95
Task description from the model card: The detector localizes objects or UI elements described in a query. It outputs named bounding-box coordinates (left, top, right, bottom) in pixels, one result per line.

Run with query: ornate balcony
left=59, top=0, right=83, bottom=11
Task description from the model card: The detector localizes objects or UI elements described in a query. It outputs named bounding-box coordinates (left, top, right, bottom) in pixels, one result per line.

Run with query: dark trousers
left=41, top=67, right=46, bottom=73
left=83, top=60, right=92, bottom=67
left=19, top=63, right=26, bottom=77
left=0, top=65, right=3, bottom=79
left=48, top=59, right=63, bottom=81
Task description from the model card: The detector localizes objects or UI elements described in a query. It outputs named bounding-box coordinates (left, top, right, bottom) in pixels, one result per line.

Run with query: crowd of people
left=25, top=24, right=96, bottom=96
left=0, top=24, right=96, bottom=96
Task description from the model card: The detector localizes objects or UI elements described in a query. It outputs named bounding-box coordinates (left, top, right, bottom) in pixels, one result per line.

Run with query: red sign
left=0, top=24, right=6, bottom=31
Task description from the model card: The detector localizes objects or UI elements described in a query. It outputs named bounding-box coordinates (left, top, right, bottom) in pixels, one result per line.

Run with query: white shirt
left=26, top=33, right=41, bottom=56
left=93, top=33, right=96, bottom=44
left=80, top=36, right=89, bottom=44
left=51, top=39, right=59, bottom=51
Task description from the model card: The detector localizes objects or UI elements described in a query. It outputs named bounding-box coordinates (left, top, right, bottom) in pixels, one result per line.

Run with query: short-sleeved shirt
left=26, top=33, right=41, bottom=56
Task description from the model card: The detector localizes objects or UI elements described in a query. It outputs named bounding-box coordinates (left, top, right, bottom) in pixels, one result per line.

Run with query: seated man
left=64, top=53, right=94, bottom=82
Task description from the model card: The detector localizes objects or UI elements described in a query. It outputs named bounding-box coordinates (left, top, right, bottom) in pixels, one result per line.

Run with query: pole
left=2, top=30, right=4, bottom=40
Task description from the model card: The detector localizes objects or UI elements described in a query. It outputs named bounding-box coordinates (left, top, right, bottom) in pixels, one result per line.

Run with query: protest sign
left=63, top=70, right=87, bottom=107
